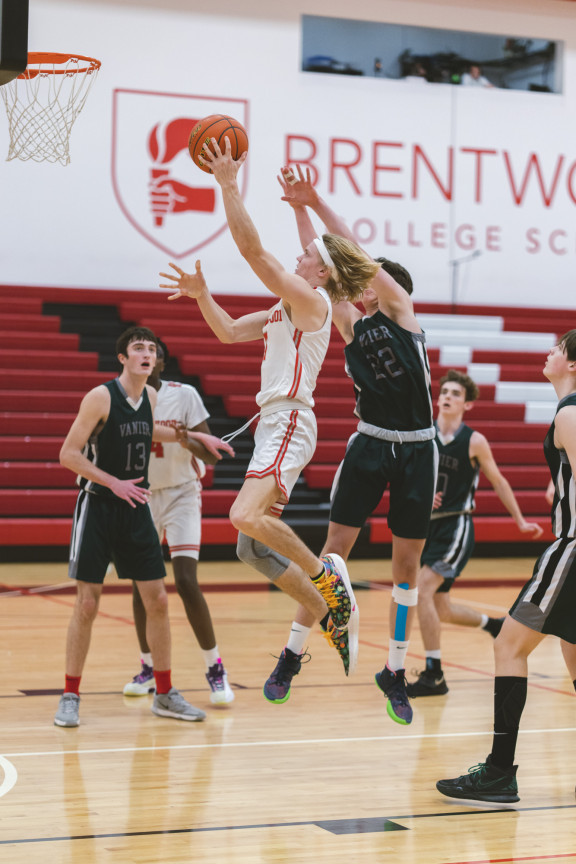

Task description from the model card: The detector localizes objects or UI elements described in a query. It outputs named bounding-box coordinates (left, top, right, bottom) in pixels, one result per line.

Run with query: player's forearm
left=293, top=205, right=317, bottom=249
left=60, top=448, right=117, bottom=490
left=195, top=287, right=238, bottom=343
left=494, top=479, right=525, bottom=525
left=308, top=195, right=355, bottom=242
left=219, top=179, right=263, bottom=262
left=185, top=438, right=219, bottom=465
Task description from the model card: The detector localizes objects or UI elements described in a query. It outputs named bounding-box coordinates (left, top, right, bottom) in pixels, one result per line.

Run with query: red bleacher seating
left=0, top=283, right=562, bottom=554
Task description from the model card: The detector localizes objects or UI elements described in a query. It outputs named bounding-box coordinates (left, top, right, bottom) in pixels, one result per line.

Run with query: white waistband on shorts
left=357, top=420, right=436, bottom=443
left=260, top=400, right=312, bottom=418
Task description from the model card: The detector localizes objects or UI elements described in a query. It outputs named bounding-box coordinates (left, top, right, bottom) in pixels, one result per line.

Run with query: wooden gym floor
left=0, top=558, right=575, bottom=863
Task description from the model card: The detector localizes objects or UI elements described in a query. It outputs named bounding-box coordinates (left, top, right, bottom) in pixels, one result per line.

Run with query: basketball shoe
left=123, top=662, right=155, bottom=696
left=263, top=647, right=310, bottom=703
left=316, top=553, right=358, bottom=631
left=375, top=666, right=413, bottom=725
left=206, top=661, right=235, bottom=705
left=406, top=668, right=449, bottom=697
left=436, top=755, right=519, bottom=803
left=152, top=687, right=206, bottom=721
left=323, top=620, right=358, bottom=676
left=54, top=692, right=80, bottom=727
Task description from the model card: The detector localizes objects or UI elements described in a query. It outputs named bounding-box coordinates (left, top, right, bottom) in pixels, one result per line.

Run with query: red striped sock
left=154, top=669, right=172, bottom=695
left=64, top=674, right=81, bottom=695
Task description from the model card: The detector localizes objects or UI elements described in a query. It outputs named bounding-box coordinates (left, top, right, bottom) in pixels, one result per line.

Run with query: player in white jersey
left=160, top=140, right=380, bottom=684
left=123, top=340, right=234, bottom=705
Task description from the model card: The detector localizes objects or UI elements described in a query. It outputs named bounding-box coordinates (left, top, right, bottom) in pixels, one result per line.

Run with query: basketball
left=188, top=114, right=248, bottom=174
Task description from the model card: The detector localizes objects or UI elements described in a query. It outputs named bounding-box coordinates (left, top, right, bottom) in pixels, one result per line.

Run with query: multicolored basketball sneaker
left=316, top=553, right=358, bottom=631
left=323, top=620, right=358, bottom=676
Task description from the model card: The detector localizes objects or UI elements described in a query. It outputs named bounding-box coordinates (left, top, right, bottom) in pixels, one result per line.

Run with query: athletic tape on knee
left=392, top=582, right=418, bottom=642
left=236, top=532, right=290, bottom=582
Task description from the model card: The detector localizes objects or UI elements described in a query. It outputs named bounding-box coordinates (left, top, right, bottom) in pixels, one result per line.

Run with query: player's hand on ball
left=202, top=137, right=247, bottom=185
left=162, top=260, right=207, bottom=300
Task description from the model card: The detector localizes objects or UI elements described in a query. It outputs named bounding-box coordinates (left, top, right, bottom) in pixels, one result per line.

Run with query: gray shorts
left=510, top=535, right=576, bottom=643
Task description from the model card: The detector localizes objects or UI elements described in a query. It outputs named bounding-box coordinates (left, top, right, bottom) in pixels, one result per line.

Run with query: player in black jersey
left=437, top=332, right=576, bottom=803
left=54, top=326, right=233, bottom=728
left=268, top=166, right=438, bottom=724
left=408, top=370, right=543, bottom=698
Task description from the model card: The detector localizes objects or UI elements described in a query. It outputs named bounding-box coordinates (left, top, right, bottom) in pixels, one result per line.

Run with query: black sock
left=425, top=657, right=442, bottom=676
left=491, top=676, right=527, bottom=770
left=573, top=679, right=576, bottom=693
left=312, top=567, right=325, bottom=582
left=319, top=613, right=330, bottom=632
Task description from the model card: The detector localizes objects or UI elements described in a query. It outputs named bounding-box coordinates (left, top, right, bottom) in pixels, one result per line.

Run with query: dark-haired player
left=408, top=369, right=543, bottom=698
left=437, top=333, right=576, bottom=803
left=123, top=339, right=234, bottom=705
left=54, top=326, right=233, bottom=728
left=268, top=166, right=438, bottom=725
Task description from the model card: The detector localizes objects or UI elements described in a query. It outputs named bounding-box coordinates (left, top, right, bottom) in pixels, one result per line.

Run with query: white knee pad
left=391, top=584, right=419, bottom=606
left=236, top=532, right=290, bottom=582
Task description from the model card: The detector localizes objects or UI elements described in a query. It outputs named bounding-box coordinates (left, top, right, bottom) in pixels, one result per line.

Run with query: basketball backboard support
left=0, top=0, right=29, bottom=86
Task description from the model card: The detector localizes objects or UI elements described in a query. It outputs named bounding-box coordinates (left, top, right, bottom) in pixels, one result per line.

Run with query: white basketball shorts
left=149, top=479, right=202, bottom=560
left=245, top=407, right=317, bottom=515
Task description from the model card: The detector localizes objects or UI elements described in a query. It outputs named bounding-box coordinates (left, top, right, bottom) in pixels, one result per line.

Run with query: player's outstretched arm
left=285, top=164, right=417, bottom=329
left=201, top=141, right=327, bottom=328
left=472, top=433, right=544, bottom=538
left=277, top=167, right=318, bottom=250
left=161, top=260, right=268, bottom=343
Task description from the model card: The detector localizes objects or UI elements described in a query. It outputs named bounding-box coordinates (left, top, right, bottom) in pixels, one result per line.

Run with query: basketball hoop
left=0, top=52, right=101, bottom=165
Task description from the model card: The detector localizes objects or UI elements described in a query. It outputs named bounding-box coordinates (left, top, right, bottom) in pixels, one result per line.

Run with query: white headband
left=313, top=237, right=334, bottom=269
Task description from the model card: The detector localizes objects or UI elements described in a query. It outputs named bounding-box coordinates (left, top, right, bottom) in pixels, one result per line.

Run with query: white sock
left=286, top=622, right=311, bottom=655
left=426, top=649, right=442, bottom=661
left=480, top=614, right=489, bottom=629
left=141, top=652, right=153, bottom=667
left=202, top=647, right=221, bottom=669
left=388, top=638, right=409, bottom=672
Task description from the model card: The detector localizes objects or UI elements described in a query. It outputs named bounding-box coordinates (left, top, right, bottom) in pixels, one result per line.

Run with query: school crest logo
left=111, top=89, right=249, bottom=257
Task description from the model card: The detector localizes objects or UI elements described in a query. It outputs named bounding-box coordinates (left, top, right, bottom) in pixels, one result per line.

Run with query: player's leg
left=123, top=583, right=155, bottom=696
left=561, top=639, right=576, bottom=687
left=406, top=565, right=450, bottom=698
left=55, top=580, right=103, bottom=727
left=375, top=535, right=423, bottom=724
left=439, top=592, right=504, bottom=638
left=171, top=556, right=234, bottom=705
left=55, top=493, right=107, bottom=727
left=262, top=522, right=363, bottom=704
left=137, top=577, right=205, bottom=722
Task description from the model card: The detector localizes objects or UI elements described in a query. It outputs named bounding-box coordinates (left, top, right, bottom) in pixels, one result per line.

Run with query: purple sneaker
left=206, top=661, right=235, bottom=705
left=123, top=662, right=155, bottom=696
left=375, top=666, right=413, bottom=725
left=263, top=647, right=310, bottom=704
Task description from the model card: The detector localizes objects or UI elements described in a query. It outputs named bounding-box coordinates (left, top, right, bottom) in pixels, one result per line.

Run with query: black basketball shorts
left=329, top=432, right=437, bottom=539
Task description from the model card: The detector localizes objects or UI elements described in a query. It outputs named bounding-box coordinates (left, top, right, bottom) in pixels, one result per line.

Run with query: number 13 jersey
left=80, top=379, right=153, bottom=496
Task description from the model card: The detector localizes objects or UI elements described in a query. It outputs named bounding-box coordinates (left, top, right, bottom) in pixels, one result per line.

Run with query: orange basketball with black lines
left=188, top=114, right=248, bottom=174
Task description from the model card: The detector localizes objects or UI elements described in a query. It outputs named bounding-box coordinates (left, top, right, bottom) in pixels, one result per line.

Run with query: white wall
left=0, top=0, right=574, bottom=307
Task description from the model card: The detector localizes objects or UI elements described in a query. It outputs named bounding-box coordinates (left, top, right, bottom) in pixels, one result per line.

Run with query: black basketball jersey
left=545, top=393, right=576, bottom=538
left=344, top=309, right=433, bottom=431
left=434, top=423, right=479, bottom=516
left=80, top=379, right=154, bottom=497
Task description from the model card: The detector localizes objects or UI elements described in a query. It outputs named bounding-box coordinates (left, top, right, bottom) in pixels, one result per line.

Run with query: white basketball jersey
left=149, top=380, right=209, bottom=490
left=256, top=287, right=331, bottom=409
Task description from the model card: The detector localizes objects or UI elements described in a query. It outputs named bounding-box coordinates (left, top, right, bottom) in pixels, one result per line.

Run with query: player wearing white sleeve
left=123, top=341, right=234, bottom=705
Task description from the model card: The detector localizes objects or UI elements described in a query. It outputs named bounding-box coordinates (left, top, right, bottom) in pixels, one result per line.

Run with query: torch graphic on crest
left=147, top=118, right=215, bottom=227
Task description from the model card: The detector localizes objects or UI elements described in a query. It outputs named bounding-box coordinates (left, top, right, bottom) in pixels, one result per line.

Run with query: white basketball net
left=0, top=53, right=101, bottom=166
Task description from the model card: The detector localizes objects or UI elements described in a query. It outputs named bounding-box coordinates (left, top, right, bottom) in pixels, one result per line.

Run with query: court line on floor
left=1, top=803, right=575, bottom=846
left=446, top=853, right=576, bottom=864
left=0, top=755, right=18, bottom=798
left=2, top=725, right=575, bottom=760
